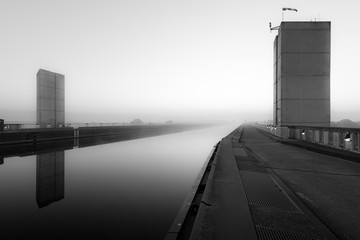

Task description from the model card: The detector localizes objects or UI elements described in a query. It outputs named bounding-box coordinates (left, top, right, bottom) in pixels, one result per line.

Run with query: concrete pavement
left=242, top=125, right=360, bottom=240
left=169, top=124, right=360, bottom=240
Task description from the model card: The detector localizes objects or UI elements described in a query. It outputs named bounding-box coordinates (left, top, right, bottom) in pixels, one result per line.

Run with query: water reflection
left=36, top=151, right=65, bottom=208
left=0, top=124, right=239, bottom=239
left=2, top=135, right=142, bottom=209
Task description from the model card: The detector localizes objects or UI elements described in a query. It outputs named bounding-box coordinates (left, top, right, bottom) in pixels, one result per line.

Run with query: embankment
left=0, top=124, right=210, bottom=146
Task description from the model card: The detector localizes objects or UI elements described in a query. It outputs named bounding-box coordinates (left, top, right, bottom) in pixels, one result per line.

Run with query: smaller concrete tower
left=37, top=69, right=65, bottom=128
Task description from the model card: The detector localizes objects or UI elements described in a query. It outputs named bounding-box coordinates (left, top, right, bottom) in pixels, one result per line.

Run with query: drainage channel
left=165, top=142, right=220, bottom=240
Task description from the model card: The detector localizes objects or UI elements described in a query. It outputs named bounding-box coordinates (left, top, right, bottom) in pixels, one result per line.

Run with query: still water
left=0, top=124, right=238, bottom=239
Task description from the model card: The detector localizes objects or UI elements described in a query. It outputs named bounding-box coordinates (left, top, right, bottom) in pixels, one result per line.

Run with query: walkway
left=187, top=124, right=360, bottom=240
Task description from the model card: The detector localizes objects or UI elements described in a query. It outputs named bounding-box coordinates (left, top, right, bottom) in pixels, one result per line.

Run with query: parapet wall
left=78, top=124, right=202, bottom=138
left=256, top=124, right=360, bottom=153
left=0, top=128, right=74, bottom=145
left=0, top=124, right=208, bottom=146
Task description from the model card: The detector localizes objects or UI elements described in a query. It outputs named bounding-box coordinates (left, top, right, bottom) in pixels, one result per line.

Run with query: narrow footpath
left=173, top=124, right=360, bottom=240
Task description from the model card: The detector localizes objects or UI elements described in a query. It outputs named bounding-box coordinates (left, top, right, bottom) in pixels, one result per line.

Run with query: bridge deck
left=181, top=124, right=360, bottom=240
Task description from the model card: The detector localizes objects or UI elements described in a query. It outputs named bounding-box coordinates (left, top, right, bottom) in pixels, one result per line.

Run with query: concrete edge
left=188, top=126, right=258, bottom=240
left=164, top=143, right=220, bottom=240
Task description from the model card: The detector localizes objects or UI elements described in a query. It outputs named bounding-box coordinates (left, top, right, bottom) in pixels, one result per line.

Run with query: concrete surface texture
left=37, top=69, right=65, bottom=128
left=189, top=136, right=257, bottom=240
left=187, top=124, right=359, bottom=240
left=274, top=22, right=330, bottom=127
left=241, top=124, right=360, bottom=240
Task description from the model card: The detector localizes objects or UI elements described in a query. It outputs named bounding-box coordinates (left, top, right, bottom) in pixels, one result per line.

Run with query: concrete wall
left=274, top=22, right=330, bottom=127
left=256, top=123, right=360, bottom=153
left=0, top=124, right=208, bottom=146
left=36, top=151, right=65, bottom=208
left=78, top=124, right=205, bottom=138
left=0, top=128, right=74, bottom=145
left=37, top=69, right=65, bottom=128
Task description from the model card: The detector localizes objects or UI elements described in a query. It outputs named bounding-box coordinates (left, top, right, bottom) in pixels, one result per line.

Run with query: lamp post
left=344, top=132, right=351, bottom=142
left=282, top=7, right=298, bottom=21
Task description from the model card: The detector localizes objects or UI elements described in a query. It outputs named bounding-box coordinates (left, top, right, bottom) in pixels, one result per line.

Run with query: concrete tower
left=37, top=69, right=65, bottom=128
left=274, top=22, right=330, bottom=127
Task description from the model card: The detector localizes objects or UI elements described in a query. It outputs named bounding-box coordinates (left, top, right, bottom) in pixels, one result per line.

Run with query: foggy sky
left=1, top=0, right=360, bottom=123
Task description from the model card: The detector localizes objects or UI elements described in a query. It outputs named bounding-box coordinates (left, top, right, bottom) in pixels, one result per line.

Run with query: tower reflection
left=36, top=151, right=65, bottom=208
left=1, top=134, right=148, bottom=209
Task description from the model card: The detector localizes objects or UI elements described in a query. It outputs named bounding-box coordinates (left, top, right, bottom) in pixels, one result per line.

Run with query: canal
left=0, top=124, right=238, bottom=239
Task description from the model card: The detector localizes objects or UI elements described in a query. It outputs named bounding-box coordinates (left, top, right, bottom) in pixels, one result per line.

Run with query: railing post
left=307, top=129, right=314, bottom=142
left=335, top=132, right=346, bottom=149
left=333, top=132, right=339, bottom=148
left=311, top=130, right=316, bottom=143
left=353, top=132, right=359, bottom=152
left=295, top=128, right=300, bottom=139
left=329, top=131, right=333, bottom=146
left=323, top=131, right=328, bottom=145
left=339, top=132, right=345, bottom=149
left=314, top=130, right=319, bottom=143
left=288, top=127, right=295, bottom=139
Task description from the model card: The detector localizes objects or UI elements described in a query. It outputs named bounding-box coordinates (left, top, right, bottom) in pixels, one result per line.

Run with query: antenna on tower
left=269, top=22, right=280, bottom=33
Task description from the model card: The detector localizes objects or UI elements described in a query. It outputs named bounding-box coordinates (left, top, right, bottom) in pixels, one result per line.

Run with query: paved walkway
left=188, top=124, right=360, bottom=240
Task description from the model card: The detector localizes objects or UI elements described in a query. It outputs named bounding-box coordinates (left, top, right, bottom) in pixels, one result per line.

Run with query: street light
left=282, top=7, right=298, bottom=21
left=344, top=132, right=351, bottom=142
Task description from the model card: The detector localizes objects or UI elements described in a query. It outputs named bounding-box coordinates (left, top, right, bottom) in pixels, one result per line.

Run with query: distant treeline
left=331, top=119, right=360, bottom=128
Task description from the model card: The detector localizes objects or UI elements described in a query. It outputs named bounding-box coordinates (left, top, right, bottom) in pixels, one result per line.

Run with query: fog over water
left=0, top=124, right=238, bottom=239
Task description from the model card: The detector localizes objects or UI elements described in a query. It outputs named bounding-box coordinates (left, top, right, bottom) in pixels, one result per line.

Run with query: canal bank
left=0, top=124, right=209, bottom=146
left=168, top=124, right=360, bottom=240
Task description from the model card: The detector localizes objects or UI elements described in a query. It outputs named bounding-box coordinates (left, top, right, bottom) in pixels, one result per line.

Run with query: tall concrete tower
left=274, top=22, right=330, bottom=127
left=37, top=69, right=65, bottom=128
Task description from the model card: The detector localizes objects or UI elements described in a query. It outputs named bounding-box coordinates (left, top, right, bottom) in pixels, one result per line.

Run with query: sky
left=1, top=0, right=360, bottom=123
